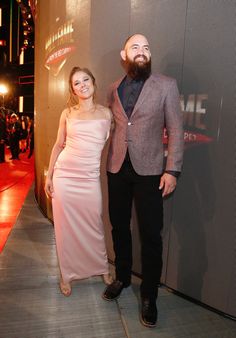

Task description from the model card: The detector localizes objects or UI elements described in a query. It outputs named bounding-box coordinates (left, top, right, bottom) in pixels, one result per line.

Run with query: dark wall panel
left=166, top=1, right=236, bottom=316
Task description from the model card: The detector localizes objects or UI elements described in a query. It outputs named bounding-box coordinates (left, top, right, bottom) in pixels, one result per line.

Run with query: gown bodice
left=54, top=118, right=111, bottom=178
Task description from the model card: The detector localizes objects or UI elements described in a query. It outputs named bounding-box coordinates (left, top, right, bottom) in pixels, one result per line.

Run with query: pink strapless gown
left=52, top=118, right=111, bottom=283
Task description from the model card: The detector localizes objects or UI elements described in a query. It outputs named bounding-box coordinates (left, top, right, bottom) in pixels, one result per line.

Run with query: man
left=102, top=34, right=184, bottom=328
left=0, top=111, right=6, bottom=163
left=8, top=113, right=21, bottom=160
left=27, top=118, right=34, bottom=159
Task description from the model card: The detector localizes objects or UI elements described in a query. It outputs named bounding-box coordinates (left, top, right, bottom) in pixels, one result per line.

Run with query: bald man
left=102, top=34, right=184, bottom=328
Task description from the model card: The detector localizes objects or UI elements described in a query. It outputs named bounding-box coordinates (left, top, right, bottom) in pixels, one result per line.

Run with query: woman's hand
left=44, top=177, right=54, bottom=198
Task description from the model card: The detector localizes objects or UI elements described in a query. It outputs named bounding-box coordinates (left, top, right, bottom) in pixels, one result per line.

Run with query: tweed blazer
left=107, top=73, right=184, bottom=175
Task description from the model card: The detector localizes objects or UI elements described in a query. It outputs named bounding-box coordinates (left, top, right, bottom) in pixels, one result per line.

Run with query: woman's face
left=71, top=71, right=94, bottom=100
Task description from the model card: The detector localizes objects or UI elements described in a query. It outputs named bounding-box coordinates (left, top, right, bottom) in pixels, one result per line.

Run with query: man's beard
left=125, top=55, right=151, bottom=80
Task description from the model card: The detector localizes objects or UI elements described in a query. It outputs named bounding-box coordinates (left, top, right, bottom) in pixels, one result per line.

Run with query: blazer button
left=128, top=122, right=132, bottom=126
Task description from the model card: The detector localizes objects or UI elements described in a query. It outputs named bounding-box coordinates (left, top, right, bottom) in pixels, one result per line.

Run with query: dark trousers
left=9, top=137, right=19, bottom=159
left=107, top=160, right=163, bottom=300
left=0, top=142, right=5, bottom=162
left=28, top=136, right=34, bottom=158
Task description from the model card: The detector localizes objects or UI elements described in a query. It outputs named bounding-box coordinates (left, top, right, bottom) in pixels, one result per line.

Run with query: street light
left=0, top=84, right=8, bottom=107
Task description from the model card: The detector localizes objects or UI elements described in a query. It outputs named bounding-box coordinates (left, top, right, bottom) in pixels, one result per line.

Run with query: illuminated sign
left=19, top=75, right=34, bottom=85
left=164, top=93, right=213, bottom=148
left=44, top=19, right=76, bottom=76
left=45, top=46, right=75, bottom=66
left=45, top=20, right=74, bottom=53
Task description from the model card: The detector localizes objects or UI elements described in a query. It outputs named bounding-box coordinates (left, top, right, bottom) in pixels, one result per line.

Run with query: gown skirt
left=52, top=118, right=110, bottom=283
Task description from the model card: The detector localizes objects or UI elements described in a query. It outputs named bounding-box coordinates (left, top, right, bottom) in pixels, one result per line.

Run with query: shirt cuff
left=165, top=170, right=181, bottom=178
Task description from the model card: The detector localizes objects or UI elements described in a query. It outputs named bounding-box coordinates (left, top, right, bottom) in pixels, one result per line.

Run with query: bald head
left=123, top=34, right=149, bottom=49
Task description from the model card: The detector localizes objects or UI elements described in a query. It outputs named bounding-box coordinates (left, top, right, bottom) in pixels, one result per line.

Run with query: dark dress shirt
left=118, top=76, right=144, bottom=118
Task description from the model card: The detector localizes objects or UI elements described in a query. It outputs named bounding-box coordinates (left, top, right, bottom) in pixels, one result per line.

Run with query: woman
left=45, top=67, right=113, bottom=296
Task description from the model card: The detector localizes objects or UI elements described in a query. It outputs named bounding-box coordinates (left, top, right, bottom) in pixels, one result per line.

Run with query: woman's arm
left=44, top=110, right=67, bottom=198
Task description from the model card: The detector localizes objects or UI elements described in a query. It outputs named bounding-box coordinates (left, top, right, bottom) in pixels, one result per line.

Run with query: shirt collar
left=125, top=75, right=145, bottom=85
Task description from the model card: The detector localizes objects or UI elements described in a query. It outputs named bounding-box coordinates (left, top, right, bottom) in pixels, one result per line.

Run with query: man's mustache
left=134, top=54, right=148, bottom=62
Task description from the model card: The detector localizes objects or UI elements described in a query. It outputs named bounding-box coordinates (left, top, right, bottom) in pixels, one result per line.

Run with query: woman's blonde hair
left=67, top=66, right=97, bottom=108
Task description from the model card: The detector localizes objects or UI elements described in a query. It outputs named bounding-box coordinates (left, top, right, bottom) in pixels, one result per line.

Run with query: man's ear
left=120, top=50, right=126, bottom=61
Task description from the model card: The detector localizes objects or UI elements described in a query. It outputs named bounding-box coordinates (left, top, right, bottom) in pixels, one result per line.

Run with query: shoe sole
left=140, top=316, right=157, bottom=328
left=102, top=293, right=120, bottom=301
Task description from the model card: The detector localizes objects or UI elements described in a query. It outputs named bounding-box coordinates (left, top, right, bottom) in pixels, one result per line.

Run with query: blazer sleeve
left=164, top=79, right=184, bottom=172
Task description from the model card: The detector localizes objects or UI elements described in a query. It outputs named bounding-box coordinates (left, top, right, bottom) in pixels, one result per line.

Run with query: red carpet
left=0, top=148, right=34, bottom=253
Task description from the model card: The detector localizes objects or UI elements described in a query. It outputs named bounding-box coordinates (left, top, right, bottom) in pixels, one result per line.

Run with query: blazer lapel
left=113, top=77, right=128, bottom=119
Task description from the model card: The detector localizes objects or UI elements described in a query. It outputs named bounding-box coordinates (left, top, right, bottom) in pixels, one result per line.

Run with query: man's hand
left=159, top=173, right=177, bottom=197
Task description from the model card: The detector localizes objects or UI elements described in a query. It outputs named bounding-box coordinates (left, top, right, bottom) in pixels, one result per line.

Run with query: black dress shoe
left=140, top=298, right=158, bottom=328
left=102, top=280, right=126, bottom=301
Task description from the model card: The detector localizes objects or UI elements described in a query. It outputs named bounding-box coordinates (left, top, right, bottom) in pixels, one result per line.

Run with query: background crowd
left=0, top=108, right=34, bottom=163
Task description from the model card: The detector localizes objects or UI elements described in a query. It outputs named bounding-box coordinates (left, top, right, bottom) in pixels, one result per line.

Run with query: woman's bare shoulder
left=96, top=104, right=112, bottom=120
left=61, top=107, right=71, bottom=118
